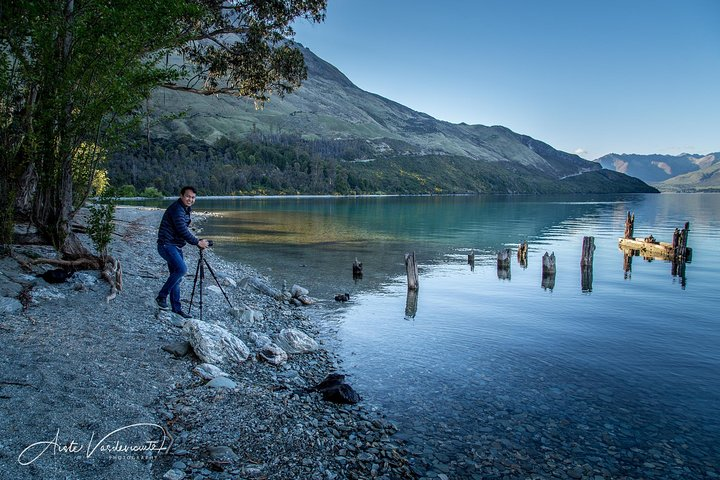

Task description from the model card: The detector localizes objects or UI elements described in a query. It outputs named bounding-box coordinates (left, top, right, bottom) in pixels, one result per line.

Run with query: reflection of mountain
left=197, top=195, right=645, bottom=299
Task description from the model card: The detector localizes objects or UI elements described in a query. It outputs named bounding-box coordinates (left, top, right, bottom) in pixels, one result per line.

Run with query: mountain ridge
left=124, top=44, right=657, bottom=195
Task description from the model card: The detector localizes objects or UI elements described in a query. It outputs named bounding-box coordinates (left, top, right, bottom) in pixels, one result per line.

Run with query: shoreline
left=0, top=205, right=416, bottom=479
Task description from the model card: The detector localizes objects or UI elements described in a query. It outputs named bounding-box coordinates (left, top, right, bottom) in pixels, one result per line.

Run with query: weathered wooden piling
left=541, top=252, right=556, bottom=290
left=517, top=241, right=528, bottom=268
left=468, top=250, right=475, bottom=271
left=671, top=222, right=690, bottom=260
left=405, top=252, right=419, bottom=290
left=497, top=249, right=511, bottom=280
left=624, top=211, right=635, bottom=239
left=352, top=258, right=363, bottom=279
left=581, top=236, right=595, bottom=268
left=580, top=237, right=595, bottom=292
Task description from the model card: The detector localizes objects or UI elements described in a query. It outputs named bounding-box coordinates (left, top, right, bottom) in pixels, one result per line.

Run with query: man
left=156, top=186, right=210, bottom=318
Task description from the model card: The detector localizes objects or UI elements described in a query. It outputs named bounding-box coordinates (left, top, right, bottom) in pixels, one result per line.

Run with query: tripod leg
left=189, top=255, right=202, bottom=314
left=203, top=257, right=234, bottom=309
left=199, top=262, right=204, bottom=321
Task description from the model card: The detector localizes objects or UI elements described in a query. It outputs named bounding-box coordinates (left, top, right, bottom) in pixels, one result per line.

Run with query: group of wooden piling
left=352, top=212, right=691, bottom=318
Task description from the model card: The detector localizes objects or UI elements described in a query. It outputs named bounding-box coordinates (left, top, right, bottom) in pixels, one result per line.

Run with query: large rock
left=0, top=296, right=22, bottom=314
left=273, top=328, right=318, bottom=354
left=257, top=343, right=288, bottom=366
left=183, top=319, right=250, bottom=365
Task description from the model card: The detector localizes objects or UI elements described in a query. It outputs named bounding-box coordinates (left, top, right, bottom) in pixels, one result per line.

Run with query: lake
left=144, top=193, right=720, bottom=479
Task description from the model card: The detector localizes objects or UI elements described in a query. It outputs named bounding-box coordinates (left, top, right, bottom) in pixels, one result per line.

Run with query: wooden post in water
left=405, top=252, right=419, bottom=290
left=468, top=250, right=475, bottom=271
left=624, top=212, right=635, bottom=239
left=541, top=252, right=556, bottom=290
left=497, top=248, right=511, bottom=280
left=581, top=236, right=595, bottom=292
left=352, top=258, right=363, bottom=280
left=672, top=222, right=690, bottom=261
left=517, top=241, right=528, bottom=269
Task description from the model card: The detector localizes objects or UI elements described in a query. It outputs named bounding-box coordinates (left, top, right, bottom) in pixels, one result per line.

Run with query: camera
left=207, top=239, right=214, bottom=247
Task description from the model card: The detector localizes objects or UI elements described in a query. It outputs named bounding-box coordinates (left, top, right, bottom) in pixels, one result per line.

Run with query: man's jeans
left=158, top=244, right=187, bottom=313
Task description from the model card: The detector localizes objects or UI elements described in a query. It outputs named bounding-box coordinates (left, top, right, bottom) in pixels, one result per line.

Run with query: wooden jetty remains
left=618, top=212, right=692, bottom=261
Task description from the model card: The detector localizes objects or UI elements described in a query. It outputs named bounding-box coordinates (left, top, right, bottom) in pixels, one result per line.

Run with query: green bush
left=116, top=184, right=137, bottom=197
left=87, top=190, right=116, bottom=260
left=140, top=186, right=164, bottom=198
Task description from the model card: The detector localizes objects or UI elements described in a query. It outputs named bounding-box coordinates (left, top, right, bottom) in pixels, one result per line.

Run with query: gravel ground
left=0, top=206, right=416, bottom=480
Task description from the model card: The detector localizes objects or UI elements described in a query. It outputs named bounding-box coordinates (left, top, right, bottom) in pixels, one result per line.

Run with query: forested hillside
left=109, top=134, right=658, bottom=196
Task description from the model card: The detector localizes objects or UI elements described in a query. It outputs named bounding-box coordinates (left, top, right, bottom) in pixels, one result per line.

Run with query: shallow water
left=133, top=193, right=720, bottom=478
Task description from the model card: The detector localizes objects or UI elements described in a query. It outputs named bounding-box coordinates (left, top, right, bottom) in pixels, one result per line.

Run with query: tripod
left=189, top=248, right=234, bottom=321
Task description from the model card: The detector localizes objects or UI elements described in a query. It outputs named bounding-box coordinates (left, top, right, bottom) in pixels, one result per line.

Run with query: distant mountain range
left=596, top=153, right=720, bottom=192
left=124, top=44, right=657, bottom=195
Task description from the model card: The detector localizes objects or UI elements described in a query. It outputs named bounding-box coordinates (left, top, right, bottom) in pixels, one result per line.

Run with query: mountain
left=121, top=45, right=657, bottom=195
left=658, top=159, right=720, bottom=192
left=596, top=152, right=720, bottom=188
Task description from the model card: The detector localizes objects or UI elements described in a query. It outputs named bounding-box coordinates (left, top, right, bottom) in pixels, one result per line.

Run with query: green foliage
left=108, top=134, right=656, bottom=196
left=140, top=186, right=164, bottom=198
left=116, top=184, right=138, bottom=197
left=0, top=0, right=327, bottom=250
left=87, top=190, right=116, bottom=260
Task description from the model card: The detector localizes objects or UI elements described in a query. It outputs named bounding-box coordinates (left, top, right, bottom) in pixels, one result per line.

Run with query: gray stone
left=162, top=341, right=191, bottom=357
left=31, top=286, right=66, bottom=301
left=249, top=332, right=272, bottom=348
left=206, top=376, right=237, bottom=389
left=290, top=284, right=309, bottom=297
left=193, top=363, right=229, bottom=380
left=163, top=469, right=185, bottom=480
left=184, top=319, right=250, bottom=365
left=207, top=446, right=239, bottom=462
left=273, top=328, right=318, bottom=354
left=0, top=296, right=22, bottom=314
left=258, top=343, right=288, bottom=366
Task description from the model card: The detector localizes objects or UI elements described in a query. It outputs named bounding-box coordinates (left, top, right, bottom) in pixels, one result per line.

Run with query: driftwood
left=31, top=255, right=123, bottom=302
left=404, top=252, right=419, bottom=291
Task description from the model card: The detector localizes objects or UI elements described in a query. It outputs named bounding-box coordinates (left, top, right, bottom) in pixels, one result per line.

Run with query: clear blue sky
left=292, top=0, right=720, bottom=160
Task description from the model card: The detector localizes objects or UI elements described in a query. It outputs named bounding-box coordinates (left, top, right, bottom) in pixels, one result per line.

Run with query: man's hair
left=180, top=186, right=197, bottom=196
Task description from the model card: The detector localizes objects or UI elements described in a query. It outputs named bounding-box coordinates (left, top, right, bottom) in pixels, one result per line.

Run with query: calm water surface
left=152, top=193, right=720, bottom=478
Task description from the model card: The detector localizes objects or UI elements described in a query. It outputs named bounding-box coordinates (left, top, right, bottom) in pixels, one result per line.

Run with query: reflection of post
left=517, top=241, right=528, bottom=269
left=623, top=252, right=633, bottom=279
left=542, top=252, right=556, bottom=291
left=581, top=236, right=595, bottom=292
left=352, top=258, right=363, bottom=280
left=624, top=211, right=635, bottom=239
left=405, top=252, right=419, bottom=290
left=405, top=288, right=419, bottom=319
left=497, top=249, right=511, bottom=280
left=468, top=250, right=475, bottom=271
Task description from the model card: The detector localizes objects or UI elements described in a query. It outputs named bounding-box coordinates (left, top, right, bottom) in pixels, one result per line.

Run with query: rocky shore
left=0, top=206, right=415, bottom=480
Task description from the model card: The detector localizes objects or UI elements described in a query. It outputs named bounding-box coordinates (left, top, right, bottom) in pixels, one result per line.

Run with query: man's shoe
left=155, top=297, right=170, bottom=310
left=173, top=310, right=193, bottom=319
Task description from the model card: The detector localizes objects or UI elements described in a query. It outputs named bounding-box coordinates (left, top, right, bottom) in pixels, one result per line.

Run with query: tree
left=0, top=0, right=326, bottom=254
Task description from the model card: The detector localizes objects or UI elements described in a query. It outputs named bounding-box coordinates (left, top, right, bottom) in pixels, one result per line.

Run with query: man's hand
left=198, top=239, right=210, bottom=249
